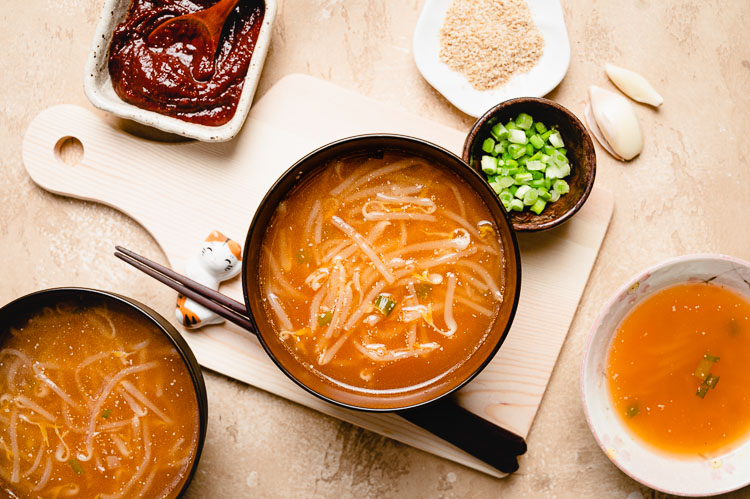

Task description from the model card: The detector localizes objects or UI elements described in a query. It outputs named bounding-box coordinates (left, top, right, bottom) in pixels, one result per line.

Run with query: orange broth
left=607, top=282, right=750, bottom=456
left=0, top=299, right=199, bottom=498
left=258, top=152, right=505, bottom=394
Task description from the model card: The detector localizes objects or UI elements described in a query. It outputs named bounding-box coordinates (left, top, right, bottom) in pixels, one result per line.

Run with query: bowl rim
left=0, top=286, right=208, bottom=497
left=241, top=133, right=522, bottom=412
left=82, top=0, right=277, bottom=142
left=580, top=253, right=750, bottom=496
left=462, top=96, right=596, bottom=232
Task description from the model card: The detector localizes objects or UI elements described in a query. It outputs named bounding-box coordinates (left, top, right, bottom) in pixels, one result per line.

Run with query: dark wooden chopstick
left=115, top=246, right=247, bottom=315
left=114, top=246, right=255, bottom=332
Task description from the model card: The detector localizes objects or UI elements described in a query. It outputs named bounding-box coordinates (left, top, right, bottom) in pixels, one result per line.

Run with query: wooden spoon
left=147, top=0, right=240, bottom=81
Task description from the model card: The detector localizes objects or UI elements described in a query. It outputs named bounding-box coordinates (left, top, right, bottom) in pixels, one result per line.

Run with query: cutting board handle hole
left=54, top=136, right=84, bottom=167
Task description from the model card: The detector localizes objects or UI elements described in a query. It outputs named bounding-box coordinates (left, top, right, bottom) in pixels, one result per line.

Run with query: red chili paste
left=109, top=0, right=264, bottom=126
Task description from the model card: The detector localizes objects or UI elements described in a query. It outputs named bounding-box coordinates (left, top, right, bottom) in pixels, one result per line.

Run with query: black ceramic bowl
left=241, top=134, right=522, bottom=412
left=463, top=97, right=596, bottom=232
left=0, top=287, right=207, bottom=497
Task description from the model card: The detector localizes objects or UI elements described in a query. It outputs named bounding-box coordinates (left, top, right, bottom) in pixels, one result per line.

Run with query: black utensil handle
left=400, top=397, right=527, bottom=474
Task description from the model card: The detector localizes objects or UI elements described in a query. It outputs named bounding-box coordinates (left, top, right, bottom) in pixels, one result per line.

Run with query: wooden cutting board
left=22, top=74, right=613, bottom=478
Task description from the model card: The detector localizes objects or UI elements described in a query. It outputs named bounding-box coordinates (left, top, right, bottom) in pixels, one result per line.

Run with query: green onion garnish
left=416, top=283, right=432, bottom=300
left=694, top=359, right=713, bottom=379
left=704, top=353, right=720, bottom=363
left=69, top=459, right=84, bottom=475
left=478, top=114, right=571, bottom=215
left=101, top=408, right=112, bottom=419
left=694, top=353, right=721, bottom=398
left=373, top=294, right=396, bottom=316
left=317, top=311, right=333, bottom=327
left=626, top=403, right=640, bottom=418
left=696, top=384, right=709, bottom=399
left=295, top=250, right=309, bottom=264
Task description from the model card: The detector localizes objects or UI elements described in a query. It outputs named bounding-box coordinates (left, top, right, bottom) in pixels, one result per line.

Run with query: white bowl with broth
left=582, top=254, right=750, bottom=496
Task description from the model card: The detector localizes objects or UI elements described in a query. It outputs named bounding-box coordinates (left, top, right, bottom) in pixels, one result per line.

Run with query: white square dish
left=83, top=0, right=276, bottom=142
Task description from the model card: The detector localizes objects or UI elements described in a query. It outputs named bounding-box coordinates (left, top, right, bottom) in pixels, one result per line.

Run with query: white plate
left=413, top=0, right=570, bottom=118
left=582, top=254, right=750, bottom=496
left=83, top=0, right=276, bottom=142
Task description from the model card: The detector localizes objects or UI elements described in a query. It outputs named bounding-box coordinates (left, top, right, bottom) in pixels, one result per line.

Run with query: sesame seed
left=439, top=0, right=545, bottom=91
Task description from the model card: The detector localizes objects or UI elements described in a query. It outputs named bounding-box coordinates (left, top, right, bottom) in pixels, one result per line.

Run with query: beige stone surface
left=1, top=0, right=749, bottom=497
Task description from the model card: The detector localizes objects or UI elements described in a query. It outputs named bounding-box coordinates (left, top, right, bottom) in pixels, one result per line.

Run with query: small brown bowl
left=462, top=97, right=596, bottom=232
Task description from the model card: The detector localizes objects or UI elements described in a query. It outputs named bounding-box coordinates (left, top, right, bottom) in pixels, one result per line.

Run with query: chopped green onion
left=295, top=250, right=309, bottom=264
left=506, top=120, right=519, bottom=130
left=696, top=384, right=709, bottom=399
left=530, top=198, right=547, bottom=215
left=515, top=113, right=533, bottom=130
left=374, top=294, right=396, bottom=316
left=626, top=403, right=640, bottom=418
left=552, top=179, right=570, bottom=194
left=514, top=172, right=533, bottom=185
left=695, top=353, right=720, bottom=379
left=549, top=131, right=564, bottom=148
left=508, top=129, right=528, bottom=144
left=493, top=142, right=505, bottom=156
left=522, top=188, right=538, bottom=206
left=498, top=190, right=514, bottom=204
left=534, top=121, right=547, bottom=134
left=509, top=199, right=524, bottom=211
left=416, top=283, right=432, bottom=300
left=526, top=160, right=545, bottom=171
left=69, top=459, right=84, bottom=475
left=694, top=359, right=713, bottom=379
left=101, top=409, right=112, bottom=419
left=529, top=134, right=544, bottom=149
left=515, top=185, right=532, bottom=200
left=507, top=143, right=526, bottom=159
left=705, top=373, right=720, bottom=389
left=317, top=311, right=333, bottom=327
left=482, top=137, right=496, bottom=153
left=491, top=122, right=509, bottom=140
left=481, top=155, right=498, bottom=175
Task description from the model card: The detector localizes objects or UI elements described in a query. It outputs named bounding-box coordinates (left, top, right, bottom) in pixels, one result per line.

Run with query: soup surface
left=258, top=152, right=506, bottom=394
left=607, top=283, right=750, bottom=455
left=0, top=299, right=199, bottom=498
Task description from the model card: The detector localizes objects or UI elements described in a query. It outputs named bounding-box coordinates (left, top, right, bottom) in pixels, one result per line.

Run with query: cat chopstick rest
left=176, top=230, right=243, bottom=328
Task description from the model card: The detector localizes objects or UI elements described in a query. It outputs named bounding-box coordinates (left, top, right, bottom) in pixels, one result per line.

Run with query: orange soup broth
left=258, top=153, right=505, bottom=393
left=0, top=300, right=199, bottom=498
left=607, top=283, right=750, bottom=456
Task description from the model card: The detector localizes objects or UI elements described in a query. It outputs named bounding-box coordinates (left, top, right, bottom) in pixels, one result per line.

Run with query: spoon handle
left=400, top=396, right=526, bottom=474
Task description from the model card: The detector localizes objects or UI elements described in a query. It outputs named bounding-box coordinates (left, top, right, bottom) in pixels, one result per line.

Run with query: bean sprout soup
left=258, top=152, right=507, bottom=395
left=0, top=298, right=199, bottom=498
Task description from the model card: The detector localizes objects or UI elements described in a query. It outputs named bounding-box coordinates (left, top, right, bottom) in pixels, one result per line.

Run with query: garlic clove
left=589, top=86, right=644, bottom=161
left=584, top=101, right=624, bottom=161
left=605, top=63, right=664, bottom=107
